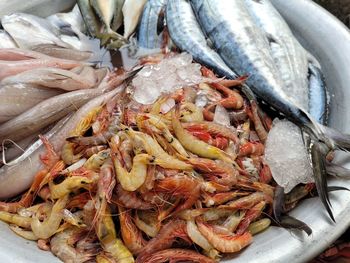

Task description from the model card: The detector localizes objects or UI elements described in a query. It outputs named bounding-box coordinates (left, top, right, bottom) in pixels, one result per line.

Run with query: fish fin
left=327, top=186, right=350, bottom=192
left=279, top=215, right=312, bottom=236
left=327, top=162, right=350, bottom=178
left=273, top=185, right=285, bottom=222
left=310, top=141, right=335, bottom=222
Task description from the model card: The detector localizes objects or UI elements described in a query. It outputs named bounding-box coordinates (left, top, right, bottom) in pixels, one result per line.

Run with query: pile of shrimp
left=0, top=65, right=282, bottom=263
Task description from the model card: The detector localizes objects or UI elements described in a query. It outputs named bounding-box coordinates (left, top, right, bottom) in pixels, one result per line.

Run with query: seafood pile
left=0, top=0, right=350, bottom=262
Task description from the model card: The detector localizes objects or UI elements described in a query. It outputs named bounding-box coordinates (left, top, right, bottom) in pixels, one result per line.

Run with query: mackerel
left=138, top=0, right=167, bottom=49
left=166, top=0, right=237, bottom=80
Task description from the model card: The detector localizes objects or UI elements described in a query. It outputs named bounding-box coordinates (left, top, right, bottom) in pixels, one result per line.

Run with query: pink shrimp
left=196, top=219, right=252, bottom=253
left=203, top=191, right=250, bottom=207
left=136, top=248, right=216, bottom=263
left=138, top=219, right=190, bottom=256
left=238, top=142, right=265, bottom=157
left=119, top=206, right=147, bottom=255
left=114, top=184, right=154, bottom=210
left=219, top=192, right=271, bottom=210
left=236, top=201, right=266, bottom=235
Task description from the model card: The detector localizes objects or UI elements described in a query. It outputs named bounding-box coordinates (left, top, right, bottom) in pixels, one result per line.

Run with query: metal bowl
left=1, top=0, right=350, bottom=262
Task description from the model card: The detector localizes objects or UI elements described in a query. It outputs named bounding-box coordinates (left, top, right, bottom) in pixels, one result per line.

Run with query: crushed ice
left=264, top=119, right=314, bottom=193
left=132, top=53, right=205, bottom=104
left=213, top=105, right=231, bottom=127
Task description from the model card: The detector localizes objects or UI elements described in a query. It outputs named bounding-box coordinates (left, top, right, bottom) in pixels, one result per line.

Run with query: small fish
left=2, top=13, right=72, bottom=49
left=0, top=83, right=63, bottom=123
left=138, top=0, right=167, bottom=49
left=0, top=30, right=17, bottom=48
left=308, top=63, right=328, bottom=124
left=123, top=0, right=148, bottom=39
left=166, top=0, right=236, bottom=79
left=47, top=4, right=86, bottom=34
left=31, top=44, right=92, bottom=61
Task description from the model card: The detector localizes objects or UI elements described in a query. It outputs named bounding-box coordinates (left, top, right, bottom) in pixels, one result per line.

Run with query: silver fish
left=77, top=0, right=101, bottom=37
left=308, top=63, right=328, bottom=124
left=1, top=67, right=97, bottom=91
left=123, top=0, right=148, bottom=39
left=244, top=0, right=309, bottom=110
left=2, top=13, right=72, bottom=49
left=47, top=4, right=86, bottom=34
left=0, top=83, right=63, bottom=123
left=138, top=0, right=167, bottom=49
left=0, top=30, right=17, bottom=48
left=0, top=0, right=76, bottom=19
left=0, top=83, right=124, bottom=199
left=190, top=0, right=316, bottom=131
left=166, top=0, right=237, bottom=80
left=31, top=44, right=92, bottom=61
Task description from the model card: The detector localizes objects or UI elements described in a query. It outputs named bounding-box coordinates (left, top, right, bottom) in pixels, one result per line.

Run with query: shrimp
left=95, top=204, right=134, bottom=263
left=222, top=211, right=246, bottom=232
left=51, top=227, right=94, bottom=263
left=196, top=219, right=252, bottom=253
left=31, top=195, right=69, bottom=239
left=203, top=191, right=250, bottom=207
left=188, top=158, right=238, bottom=186
left=238, top=142, right=265, bottom=157
left=182, top=121, right=239, bottom=143
left=259, top=162, right=272, bottom=184
left=136, top=248, right=216, bottom=263
left=49, top=176, right=93, bottom=199
left=119, top=206, right=147, bottom=255
left=236, top=201, right=266, bottom=235
left=139, top=165, right=156, bottom=193
left=67, top=132, right=113, bottom=146
left=0, top=211, right=32, bottom=228
left=247, top=101, right=268, bottom=143
left=137, top=113, right=189, bottom=157
left=83, top=149, right=110, bottom=171
left=61, top=142, right=84, bottom=165
left=67, top=192, right=92, bottom=210
left=219, top=192, right=270, bottom=210
left=237, top=176, right=275, bottom=197
left=248, top=218, right=271, bottom=235
left=113, top=153, right=155, bottom=191
left=114, top=185, right=154, bottom=210
left=210, top=82, right=244, bottom=109
left=118, top=135, right=134, bottom=171
left=155, top=176, right=202, bottom=214
left=138, top=219, right=190, bottom=255
left=9, top=225, right=38, bottom=240
left=37, top=239, right=50, bottom=251
left=172, top=105, right=234, bottom=163
left=187, top=130, right=229, bottom=150
left=125, top=129, right=192, bottom=170
left=63, top=210, right=86, bottom=228
left=135, top=211, right=160, bottom=238
left=96, top=253, right=118, bottom=263
left=97, top=159, right=116, bottom=204
left=69, top=106, right=102, bottom=137
left=180, top=102, right=204, bottom=122
left=84, top=145, right=108, bottom=158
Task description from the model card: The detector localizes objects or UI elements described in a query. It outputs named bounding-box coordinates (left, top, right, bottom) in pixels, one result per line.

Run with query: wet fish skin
left=123, top=0, right=148, bottom=39
left=244, top=0, right=309, bottom=110
left=31, top=44, right=92, bottom=61
left=2, top=13, right=72, bottom=49
left=308, top=63, right=328, bottom=124
left=138, top=0, right=167, bottom=49
left=0, top=30, right=17, bottom=48
left=0, top=83, right=63, bottom=123
left=190, top=0, right=312, bottom=128
left=166, top=0, right=237, bottom=80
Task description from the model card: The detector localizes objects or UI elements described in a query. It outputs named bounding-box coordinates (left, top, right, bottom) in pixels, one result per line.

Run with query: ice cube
left=264, top=119, right=314, bottom=193
left=213, top=105, right=231, bottom=127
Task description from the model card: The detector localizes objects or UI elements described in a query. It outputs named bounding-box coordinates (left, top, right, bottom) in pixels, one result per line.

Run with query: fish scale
left=166, top=0, right=237, bottom=81
left=190, top=0, right=312, bottom=128
left=138, top=0, right=167, bottom=49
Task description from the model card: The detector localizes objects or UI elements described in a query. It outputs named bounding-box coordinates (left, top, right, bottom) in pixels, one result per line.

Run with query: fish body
left=2, top=13, right=72, bottom=49
left=166, top=0, right=237, bottom=80
left=112, top=0, right=125, bottom=31
left=190, top=0, right=311, bottom=128
left=308, top=63, right=328, bottom=124
left=77, top=0, right=101, bottom=37
left=91, top=0, right=116, bottom=33
left=0, top=30, right=17, bottom=48
left=243, top=0, right=309, bottom=110
left=0, top=83, right=63, bottom=123
left=123, top=0, right=148, bottom=38
left=138, top=0, right=167, bottom=49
